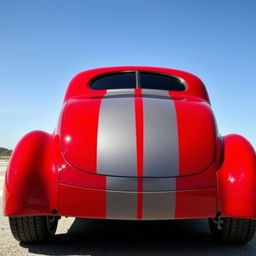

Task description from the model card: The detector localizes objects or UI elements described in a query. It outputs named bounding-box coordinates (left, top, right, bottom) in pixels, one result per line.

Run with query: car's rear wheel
left=9, top=216, right=59, bottom=243
left=209, top=217, right=256, bottom=244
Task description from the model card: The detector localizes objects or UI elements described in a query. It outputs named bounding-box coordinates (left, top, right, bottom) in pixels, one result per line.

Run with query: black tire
left=9, top=216, right=59, bottom=243
left=209, top=217, right=256, bottom=244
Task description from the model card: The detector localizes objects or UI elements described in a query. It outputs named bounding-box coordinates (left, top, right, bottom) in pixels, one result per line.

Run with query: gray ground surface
left=1, top=159, right=256, bottom=255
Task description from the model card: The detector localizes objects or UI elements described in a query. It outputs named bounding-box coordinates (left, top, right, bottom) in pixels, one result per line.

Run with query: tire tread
left=9, top=216, right=57, bottom=243
left=209, top=217, right=256, bottom=244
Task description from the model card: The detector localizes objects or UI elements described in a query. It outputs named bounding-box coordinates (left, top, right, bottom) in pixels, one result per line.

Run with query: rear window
left=90, top=72, right=136, bottom=90
left=140, top=72, right=185, bottom=91
left=90, top=71, right=186, bottom=91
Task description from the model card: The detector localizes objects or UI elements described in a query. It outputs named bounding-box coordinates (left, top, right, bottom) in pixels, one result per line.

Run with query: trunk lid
left=61, top=90, right=217, bottom=177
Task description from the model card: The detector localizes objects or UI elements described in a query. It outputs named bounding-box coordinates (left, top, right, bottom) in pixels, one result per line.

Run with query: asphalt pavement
left=1, top=159, right=256, bottom=256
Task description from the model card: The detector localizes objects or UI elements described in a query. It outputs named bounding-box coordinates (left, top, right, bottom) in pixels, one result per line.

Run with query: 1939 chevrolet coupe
left=3, top=66, right=256, bottom=244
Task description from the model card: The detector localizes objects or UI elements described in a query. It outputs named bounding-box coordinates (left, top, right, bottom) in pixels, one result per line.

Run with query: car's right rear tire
left=209, top=217, right=256, bottom=244
left=9, top=216, right=59, bottom=243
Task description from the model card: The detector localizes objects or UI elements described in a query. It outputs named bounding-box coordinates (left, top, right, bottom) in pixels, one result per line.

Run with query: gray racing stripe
left=106, top=191, right=137, bottom=219
left=143, top=192, right=176, bottom=220
left=142, top=91, right=177, bottom=219
left=107, top=176, right=137, bottom=191
left=103, top=89, right=135, bottom=97
left=143, top=177, right=176, bottom=191
left=143, top=91, right=179, bottom=177
left=106, top=176, right=175, bottom=192
left=99, top=92, right=138, bottom=220
left=97, top=94, right=137, bottom=176
left=142, top=89, right=171, bottom=98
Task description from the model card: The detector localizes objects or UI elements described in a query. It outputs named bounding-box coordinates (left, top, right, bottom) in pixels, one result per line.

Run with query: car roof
left=64, top=66, right=210, bottom=103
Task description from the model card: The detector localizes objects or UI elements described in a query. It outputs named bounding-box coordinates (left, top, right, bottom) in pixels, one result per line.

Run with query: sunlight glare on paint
left=65, top=136, right=72, bottom=143
left=228, top=175, right=235, bottom=183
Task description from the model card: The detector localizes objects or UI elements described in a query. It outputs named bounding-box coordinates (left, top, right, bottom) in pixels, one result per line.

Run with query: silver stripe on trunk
left=143, top=90, right=179, bottom=177
left=142, top=90, right=177, bottom=219
left=106, top=191, right=137, bottom=219
left=98, top=92, right=138, bottom=219
left=143, top=192, right=176, bottom=220
left=103, top=89, right=135, bottom=97
left=98, top=89, right=178, bottom=220
left=142, top=89, right=171, bottom=98
left=97, top=95, right=137, bottom=176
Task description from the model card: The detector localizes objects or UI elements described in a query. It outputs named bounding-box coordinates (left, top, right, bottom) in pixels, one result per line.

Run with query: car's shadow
left=21, top=218, right=256, bottom=256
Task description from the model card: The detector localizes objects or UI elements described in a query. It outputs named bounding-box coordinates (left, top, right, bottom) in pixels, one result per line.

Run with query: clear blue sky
left=0, top=0, right=255, bottom=149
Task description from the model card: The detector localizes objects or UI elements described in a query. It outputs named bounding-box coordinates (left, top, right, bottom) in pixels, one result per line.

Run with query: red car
left=3, top=66, right=256, bottom=244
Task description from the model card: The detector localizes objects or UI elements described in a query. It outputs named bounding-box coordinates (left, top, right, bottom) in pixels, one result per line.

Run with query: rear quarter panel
left=3, top=131, right=59, bottom=216
left=217, top=134, right=256, bottom=218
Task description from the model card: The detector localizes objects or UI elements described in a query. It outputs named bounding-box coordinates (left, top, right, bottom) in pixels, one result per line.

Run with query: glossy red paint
left=62, top=73, right=214, bottom=178
left=175, top=187, right=217, bottom=219
left=3, top=131, right=58, bottom=216
left=174, top=97, right=217, bottom=177
left=58, top=184, right=106, bottom=218
left=3, top=66, right=256, bottom=221
left=64, top=66, right=210, bottom=103
left=217, top=134, right=256, bottom=219
left=58, top=184, right=216, bottom=219
left=61, top=93, right=106, bottom=173
left=59, top=162, right=217, bottom=191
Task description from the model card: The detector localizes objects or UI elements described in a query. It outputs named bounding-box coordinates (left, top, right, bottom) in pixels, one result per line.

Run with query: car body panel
left=2, top=66, right=256, bottom=221
left=61, top=90, right=217, bottom=177
left=3, top=131, right=59, bottom=216
left=58, top=184, right=217, bottom=220
left=217, top=134, right=256, bottom=219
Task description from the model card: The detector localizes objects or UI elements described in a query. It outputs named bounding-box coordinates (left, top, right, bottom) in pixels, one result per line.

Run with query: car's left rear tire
left=9, top=216, right=59, bottom=243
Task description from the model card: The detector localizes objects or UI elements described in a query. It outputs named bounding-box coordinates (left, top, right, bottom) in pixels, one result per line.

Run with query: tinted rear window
left=140, top=72, right=185, bottom=91
left=90, top=72, right=136, bottom=90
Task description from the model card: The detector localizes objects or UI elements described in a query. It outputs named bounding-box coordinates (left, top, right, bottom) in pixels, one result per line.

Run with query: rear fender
left=217, top=134, right=256, bottom=218
left=3, top=131, right=58, bottom=216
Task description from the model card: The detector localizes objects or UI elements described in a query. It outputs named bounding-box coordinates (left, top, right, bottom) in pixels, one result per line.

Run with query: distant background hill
left=0, top=147, right=12, bottom=157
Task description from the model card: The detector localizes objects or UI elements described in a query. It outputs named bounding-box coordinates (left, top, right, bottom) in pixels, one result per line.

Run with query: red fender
left=3, top=131, right=59, bottom=216
left=217, top=134, right=256, bottom=219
